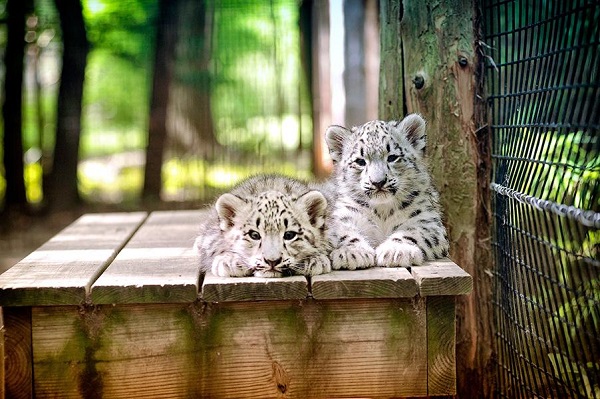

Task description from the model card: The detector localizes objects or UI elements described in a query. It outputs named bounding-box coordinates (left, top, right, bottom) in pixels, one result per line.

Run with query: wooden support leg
left=427, top=296, right=457, bottom=396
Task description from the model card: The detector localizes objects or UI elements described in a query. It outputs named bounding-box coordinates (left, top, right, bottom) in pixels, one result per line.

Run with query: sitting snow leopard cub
left=195, top=175, right=332, bottom=278
left=325, top=114, right=449, bottom=269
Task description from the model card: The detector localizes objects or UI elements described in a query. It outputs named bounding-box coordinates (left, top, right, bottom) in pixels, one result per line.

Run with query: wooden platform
left=0, top=210, right=472, bottom=399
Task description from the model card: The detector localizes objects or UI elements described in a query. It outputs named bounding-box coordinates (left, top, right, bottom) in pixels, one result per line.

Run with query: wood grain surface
left=311, top=267, right=417, bottom=299
left=411, top=258, right=473, bottom=296
left=91, top=210, right=202, bottom=304
left=0, top=212, right=147, bottom=306
left=427, top=296, right=457, bottom=395
left=201, top=273, right=308, bottom=302
left=3, top=307, right=32, bottom=399
left=31, top=299, right=429, bottom=398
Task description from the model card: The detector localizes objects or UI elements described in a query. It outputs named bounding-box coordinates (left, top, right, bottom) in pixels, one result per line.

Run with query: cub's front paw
left=331, top=244, right=376, bottom=270
left=376, top=239, right=424, bottom=267
left=211, top=254, right=249, bottom=277
left=304, top=254, right=332, bottom=276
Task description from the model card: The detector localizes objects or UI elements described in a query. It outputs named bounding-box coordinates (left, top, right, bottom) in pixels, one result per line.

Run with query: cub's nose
left=264, top=258, right=282, bottom=269
left=371, top=178, right=387, bottom=189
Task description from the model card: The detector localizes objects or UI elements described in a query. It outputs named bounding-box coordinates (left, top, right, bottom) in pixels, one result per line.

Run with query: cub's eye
left=283, top=231, right=297, bottom=240
left=354, top=158, right=367, bottom=167
left=247, top=230, right=261, bottom=240
left=387, top=154, right=400, bottom=163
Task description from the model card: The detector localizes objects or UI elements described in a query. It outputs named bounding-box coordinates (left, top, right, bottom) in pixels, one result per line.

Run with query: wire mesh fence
left=483, top=0, right=599, bottom=397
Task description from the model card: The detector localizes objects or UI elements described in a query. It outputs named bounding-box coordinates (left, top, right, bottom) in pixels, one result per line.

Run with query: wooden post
left=379, top=0, right=493, bottom=396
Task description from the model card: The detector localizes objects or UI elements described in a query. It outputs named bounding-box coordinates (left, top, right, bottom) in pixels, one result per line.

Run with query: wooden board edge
left=0, top=287, right=87, bottom=307
left=84, top=213, right=150, bottom=300
left=90, top=284, right=199, bottom=305
left=201, top=274, right=308, bottom=302
left=311, top=268, right=418, bottom=300
left=411, top=259, right=473, bottom=296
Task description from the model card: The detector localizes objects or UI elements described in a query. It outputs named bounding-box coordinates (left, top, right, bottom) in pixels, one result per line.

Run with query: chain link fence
left=483, top=0, right=599, bottom=397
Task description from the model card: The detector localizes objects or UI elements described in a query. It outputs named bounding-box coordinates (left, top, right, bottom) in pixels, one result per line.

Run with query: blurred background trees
left=0, top=0, right=379, bottom=214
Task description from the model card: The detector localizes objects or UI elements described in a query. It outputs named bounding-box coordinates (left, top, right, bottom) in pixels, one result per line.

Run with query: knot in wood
left=458, top=56, right=469, bottom=68
left=413, top=75, right=425, bottom=90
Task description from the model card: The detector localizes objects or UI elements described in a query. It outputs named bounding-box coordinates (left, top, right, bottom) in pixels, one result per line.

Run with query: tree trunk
left=343, top=0, right=366, bottom=126
left=309, top=0, right=332, bottom=179
left=142, top=0, right=179, bottom=201
left=1, top=0, right=33, bottom=213
left=167, top=0, right=216, bottom=159
left=379, top=0, right=494, bottom=396
left=46, top=0, right=89, bottom=211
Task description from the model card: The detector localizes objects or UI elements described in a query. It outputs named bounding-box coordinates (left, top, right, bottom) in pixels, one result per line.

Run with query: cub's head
left=325, top=114, right=430, bottom=206
left=215, top=189, right=328, bottom=277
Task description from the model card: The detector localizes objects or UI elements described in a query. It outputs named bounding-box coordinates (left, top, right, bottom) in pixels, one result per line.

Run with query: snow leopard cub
left=195, top=174, right=332, bottom=278
left=325, top=114, right=449, bottom=269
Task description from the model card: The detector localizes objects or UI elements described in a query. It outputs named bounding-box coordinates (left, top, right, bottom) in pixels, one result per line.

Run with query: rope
left=490, top=182, right=600, bottom=229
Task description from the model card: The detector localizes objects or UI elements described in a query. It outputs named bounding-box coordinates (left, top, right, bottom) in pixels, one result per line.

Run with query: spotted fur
left=325, top=114, right=449, bottom=269
left=195, top=175, right=332, bottom=277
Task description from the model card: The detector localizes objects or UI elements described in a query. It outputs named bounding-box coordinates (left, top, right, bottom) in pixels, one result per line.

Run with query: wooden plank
left=91, top=210, right=203, bottom=304
left=201, top=273, right=308, bottom=302
left=0, top=212, right=147, bottom=306
left=197, top=299, right=427, bottom=398
left=32, top=304, right=195, bottom=398
left=427, top=296, right=457, bottom=396
left=311, top=267, right=417, bottom=299
left=31, top=299, right=428, bottom=398
left=3, top=307, right=32, bottom=399
left=411, top=258, right=473, bottom=296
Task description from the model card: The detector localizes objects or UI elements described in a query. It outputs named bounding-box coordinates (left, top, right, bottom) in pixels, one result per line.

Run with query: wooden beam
left=31, top=300, right=428, bottom=398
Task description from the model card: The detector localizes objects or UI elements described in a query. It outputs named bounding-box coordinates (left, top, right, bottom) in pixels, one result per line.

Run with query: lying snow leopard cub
left=195, top=175, right=332, bottom=278
left=325, top=114, right=449, bottom=269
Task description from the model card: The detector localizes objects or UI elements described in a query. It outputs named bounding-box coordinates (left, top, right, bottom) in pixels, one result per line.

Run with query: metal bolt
left=458, top=56, right=469, bottom=67
left=413, top=75, right=425, bottom=89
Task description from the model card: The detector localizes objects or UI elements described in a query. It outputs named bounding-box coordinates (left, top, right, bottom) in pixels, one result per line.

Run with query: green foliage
left=548, top=277, right=600, bottom=397
left=80, top=49, right=150, bottom=157
left=501, top=129, right=599, bottom=212
left=210, top=0, right=308, bottom=142
left=83, top=0, right=157, bottom=66
left=2, top=0, right=311, bottom=206
left=80, top=0, right=156, bottom=158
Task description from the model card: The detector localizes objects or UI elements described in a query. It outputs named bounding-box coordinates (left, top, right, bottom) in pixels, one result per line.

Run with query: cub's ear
left=393, top=114, right=427, bottom=154
left=215, top=193, right=247, bottom=231
left=297, top=190, right=328, bottom=229
left=325, top=125, right=351, bottom=163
